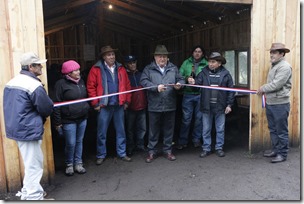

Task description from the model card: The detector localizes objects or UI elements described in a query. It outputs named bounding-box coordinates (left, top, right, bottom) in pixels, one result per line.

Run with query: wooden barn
left=0, top=0, right=300, bottom=194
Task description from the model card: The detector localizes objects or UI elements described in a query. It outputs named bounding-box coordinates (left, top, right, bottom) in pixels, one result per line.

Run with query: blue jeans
left=148, top=111, right=175, bottom=154
left=96, top=105, right=127, bottom=158
left=178, top=94, right=202, bottom=145
left=62, top=119, right=87, bottom=165
left=266, top=103, right=290, bottom=158
left=202, top=109, right=226, bottom=152
left=126, top=109, right=147, bottom=151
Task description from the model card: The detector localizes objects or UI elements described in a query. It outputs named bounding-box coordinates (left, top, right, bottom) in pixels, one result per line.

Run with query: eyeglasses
left=128, top=61, right=136, bottom=64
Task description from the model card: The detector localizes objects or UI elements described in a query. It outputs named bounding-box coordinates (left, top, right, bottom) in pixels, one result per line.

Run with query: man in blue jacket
left=3, top=52, right=54, bottom=200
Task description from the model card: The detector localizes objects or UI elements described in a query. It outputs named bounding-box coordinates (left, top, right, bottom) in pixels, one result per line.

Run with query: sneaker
left=65, top=165, right=74, bottom=176
left=74, top=163, right=86, bottom=174
left=145, top=153, right=156, bottom=163
left=96, top=158, right=105, bottom=165
left=199, top=150, right=211, bottom=158
left=176, top=144, right=187, bottom=150
left=164, top=152, right=176, bottom=161
left=120, top=156, right=132, bottom=162
left=216, top=149, right=225, bottom=157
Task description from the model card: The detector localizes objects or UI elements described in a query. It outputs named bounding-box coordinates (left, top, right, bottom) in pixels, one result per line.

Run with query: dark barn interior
left=42, top=0, right=251, bottom=171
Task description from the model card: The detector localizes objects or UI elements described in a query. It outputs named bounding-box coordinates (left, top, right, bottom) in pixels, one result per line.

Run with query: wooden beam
left=100, top=2, right=179, bottom=33
left=127, top=0, right=202, bottom=25
left=104, top=18, right=158, bottom=39
left=43, top=0, right=95, bottom=18
left=101, top=0, right=190, bottom=29
left=173, top=0, right=252, bottom=4
left=104, top=22, right=151, bottom=40
left=44, top=17, right=85, bottom=35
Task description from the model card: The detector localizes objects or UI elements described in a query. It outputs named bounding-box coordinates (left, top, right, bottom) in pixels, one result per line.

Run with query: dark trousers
left=147, top=111, right=175, bottom=154
left=266, top=103, right=290, bottom=158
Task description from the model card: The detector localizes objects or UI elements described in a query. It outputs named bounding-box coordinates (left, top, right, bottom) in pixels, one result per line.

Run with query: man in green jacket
left=176, top=45, right=208, bottom=150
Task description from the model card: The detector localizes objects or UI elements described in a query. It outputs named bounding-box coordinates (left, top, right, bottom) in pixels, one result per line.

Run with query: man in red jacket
left=87, top=45, right=132, bottom=164
left=124, top=55, right=148, bottom=156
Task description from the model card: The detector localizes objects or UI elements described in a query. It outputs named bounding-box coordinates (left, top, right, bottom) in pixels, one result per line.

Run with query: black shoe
left=216, top=149, right=225, bottom=157
left=127, top=151, right=133, bottom=156
left=199, top=150, right=211, bottom=158
left=271, top=154, right=286, bottom=163
left=176, top=144, right=187, bottom=150
left=193, top=142, right=201, bottom=148
left=263, top=150, right=277, bottom=157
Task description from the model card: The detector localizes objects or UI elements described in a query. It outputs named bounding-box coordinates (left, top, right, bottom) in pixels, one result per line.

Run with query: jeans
left=178, top=94, right=202, bottom=145
left=202, top=109, right=226, bottom=152
left=126, top=109, right=147, bottom=151
left=62, top=119, right=87, bottom=165
left=266, top=103, right=290, bottom=158
left=16, top=140, right=44, bottom=200
left=147, top=111, right=175, bottom=154
left=96, top=105, right=127, bottom=158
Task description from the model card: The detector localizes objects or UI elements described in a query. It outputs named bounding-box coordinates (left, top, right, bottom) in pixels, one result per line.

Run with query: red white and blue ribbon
left=53, top=86, right=157, bottom=107
left=54, top=84, right=265, bottom=108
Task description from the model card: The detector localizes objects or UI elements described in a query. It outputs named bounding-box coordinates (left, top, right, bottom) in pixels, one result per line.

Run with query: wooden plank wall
left=250, top=0, right=300, bottom=152
left=0, top=0, right=54, bottom=193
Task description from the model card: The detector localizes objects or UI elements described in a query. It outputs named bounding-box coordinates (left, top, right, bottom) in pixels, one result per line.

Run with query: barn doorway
left=44, top=0, right=252, bottom=172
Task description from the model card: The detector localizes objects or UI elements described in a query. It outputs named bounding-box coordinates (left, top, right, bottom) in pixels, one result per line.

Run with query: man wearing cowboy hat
left=86, top=45, right=132, bottom=164
left=188, top=52, right=235, bottom=158
left=140, top=45, right=185, bottom=163
left=257, top=43, right=292, bottom=163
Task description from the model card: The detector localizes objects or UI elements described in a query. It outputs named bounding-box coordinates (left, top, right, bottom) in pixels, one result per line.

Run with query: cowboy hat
left=269, top=43, right=290, bottom=53
left=208, top=52, right=226, bottom=64
left=153, top=45, right=171, bottom=55
left=99, top=45, right=118, bottom=56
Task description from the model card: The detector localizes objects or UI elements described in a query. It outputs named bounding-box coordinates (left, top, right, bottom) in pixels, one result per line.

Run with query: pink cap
left=61, top=60, right=80, bottom=74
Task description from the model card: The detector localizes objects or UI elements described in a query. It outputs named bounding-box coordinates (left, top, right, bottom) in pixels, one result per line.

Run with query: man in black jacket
left=188, top=52, right=235, bottom=158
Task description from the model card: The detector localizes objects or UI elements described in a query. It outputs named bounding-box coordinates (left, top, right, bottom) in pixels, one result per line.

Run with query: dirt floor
left=1, top=144, right=301, bottom=201
left=0, top=106, right=301, bottom=201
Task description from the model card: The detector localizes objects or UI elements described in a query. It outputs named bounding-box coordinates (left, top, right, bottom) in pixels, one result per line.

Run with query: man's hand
left=124, top=103, right=128, bottom=110
left=158, top=84, right=167, bottom=92
left=256, top=87, right=264, bottom=96
left=225, top=106, right=232, bottom=114
left=174, top=82, right=181, bottom=90
left=94, top=106, right=101, bottom=112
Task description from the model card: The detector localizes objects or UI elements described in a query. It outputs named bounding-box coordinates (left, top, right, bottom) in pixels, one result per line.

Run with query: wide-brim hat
left=99, top=45, right=118, bottom=56
left=208, top=52, right=226, bottom=64
left=269, top=43, right=290, bottom=53
left=153, top=45, right=171, bottom=55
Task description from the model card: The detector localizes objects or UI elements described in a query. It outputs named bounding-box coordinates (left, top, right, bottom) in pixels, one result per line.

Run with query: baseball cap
left=20, top=52, right=47, bottom=66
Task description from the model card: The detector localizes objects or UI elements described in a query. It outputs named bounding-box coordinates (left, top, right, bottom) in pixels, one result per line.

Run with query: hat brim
left=269, top=48, right=290, bottom=53
left=100, top=49, right=118, bottom=56
left=28, top=59, right=47, bottom=65
left=152, top=52, right=172, bottom=55
left=209, top=56, right=226, bottom=64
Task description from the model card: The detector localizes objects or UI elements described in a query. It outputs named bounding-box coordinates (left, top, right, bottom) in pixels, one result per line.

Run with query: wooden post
left=0, top=0, right=55, bottom=192
left=250, top=0, right=300, bottom=153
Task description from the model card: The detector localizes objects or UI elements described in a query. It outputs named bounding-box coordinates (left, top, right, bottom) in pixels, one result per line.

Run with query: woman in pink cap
left=53, top=60, right=90, bottom=176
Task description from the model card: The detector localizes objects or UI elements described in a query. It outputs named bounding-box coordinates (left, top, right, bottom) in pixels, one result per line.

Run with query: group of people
left=2, top=42, right=292, bottom=200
